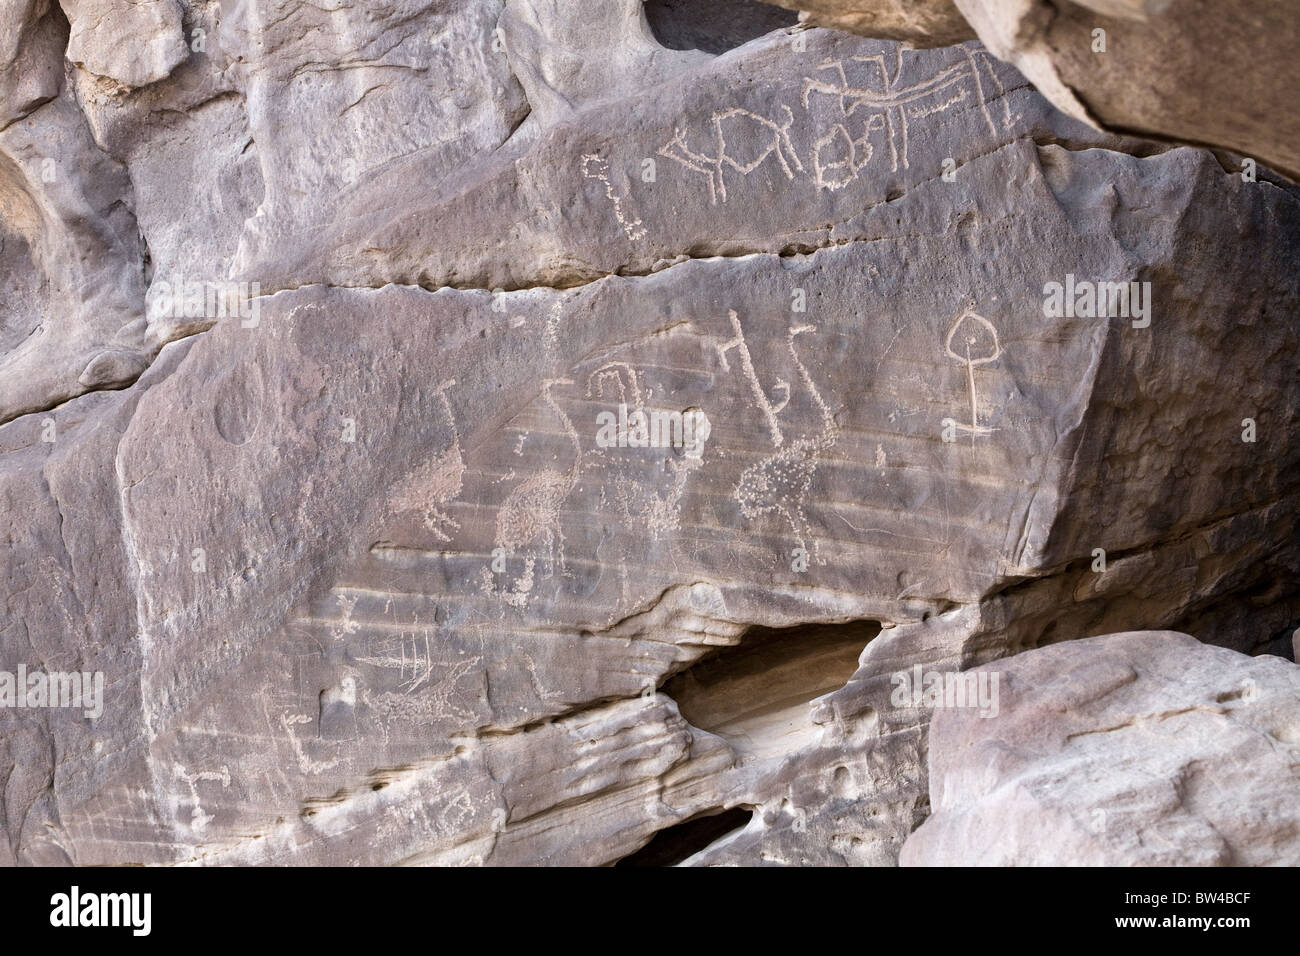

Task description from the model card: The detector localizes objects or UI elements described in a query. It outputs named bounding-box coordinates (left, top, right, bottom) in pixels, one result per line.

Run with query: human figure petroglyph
left=732, top=321, right=838, bottom=562
left=329, top=592, right=361, bottom=641
left=581, top=154, right=647, bottom=241
left=658, top=105, right=804, bottom=205
left=495, top=378, right=581, bottom=580
left=943, top=307, right=1002, bottom=440
left=390, top=378, right=465, bottom=541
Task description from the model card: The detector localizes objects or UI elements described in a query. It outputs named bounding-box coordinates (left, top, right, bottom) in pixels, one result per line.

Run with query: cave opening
left=615, top=806, right=754, bottom=866
left=643, top=0, right=799, bottom=55
left=663, top=619, right=879, bottom=760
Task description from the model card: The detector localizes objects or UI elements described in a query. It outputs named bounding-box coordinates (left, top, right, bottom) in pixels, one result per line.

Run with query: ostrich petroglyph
left=495, top=378, right=581, bottom=578
left=587, top=361, right=707, bottom=537
left=390, top=379, right=465, bottom=541
left=732, top=320, right=838, bottom=562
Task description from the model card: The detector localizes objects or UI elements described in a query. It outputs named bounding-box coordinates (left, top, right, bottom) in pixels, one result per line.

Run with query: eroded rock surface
left=901, top=631, right=1300, bottom=866
left=767, top=0, right=1300, bottom=180
left=0, top=0, right=1297, bottom=866
left=761, top=0, right=976, bottom=45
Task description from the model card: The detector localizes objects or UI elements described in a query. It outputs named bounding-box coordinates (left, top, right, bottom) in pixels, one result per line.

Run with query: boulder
left=902, top=631, right=1300, bottom=866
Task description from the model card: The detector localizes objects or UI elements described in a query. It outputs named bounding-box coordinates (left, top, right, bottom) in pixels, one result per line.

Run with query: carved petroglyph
left=585, top=361, right=645, bottom=410
left=329, top=592, right=362, bottom=641
left=717, top=310, right=790, bottom=447
left=943, top=307, right=1003, bottom=440
left=437, top=789, right=476, bottom=832
left=732, top=320, right=839, bottom=561
left=478, top=556, right=536, bottom=609
left=373, top=787, right=481, bottom=853
left=618, top=454, right=705, bottom=539
left=663, top=49, right=1016, bottom=201
left=803, top=51, right=1007, bottom=174
left=658, top=105, right=804, bottom=205
left=493, top=379, right=582, bottom=591
left=280, top=711, right=341, bottom=775
left=390, top=379, right=465, bottom=542
left=357, top=630, right=430, bottom=693
left=173, top=764, right=231, bottom=834
left=544, top=300, right=565, bottom=352
left=802, top=59, right=889, bottom=190
left=586, top=362, right=700, bottom=538
left=962, top=46, right=1019, bottom=133
left=581, top=155, right=647, bottom=241
left=357, top=637, right=483, bottom=726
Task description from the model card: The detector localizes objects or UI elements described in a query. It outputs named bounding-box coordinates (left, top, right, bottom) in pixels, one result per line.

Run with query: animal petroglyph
left=280, top=711, right=341, bottom=775
left=581, top=155, right=647, bottom=241
left=943, top=307, right=1003, bottom=440
left=357, top=637, right=483, bottom=725
left=716, top=310, right=790, bottom=447
left=663, top=49, right=1017, bottom=202
left=390, top=379, right=465, bottom=541
left=494, top=379, right=582, bottom=584
left=659, top=105, right=804, bottom=205
left=731, top=320, right=838, bottom=561
left=587, top=361, right=707, bottom=538
left=802, top=50, right=1014, bottom=175
left=173, top=764, right=231, bottom=834
left=801, top=59, right=889, bottom=190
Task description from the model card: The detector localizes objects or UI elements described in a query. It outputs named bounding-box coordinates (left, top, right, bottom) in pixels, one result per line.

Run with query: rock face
left=0, top=0, right=1297, bottom=866
left=759, top=0, right=976, bottom=45
left=767, top=0, right=1300, bottom=180
left=901, top=632, right=1300, bottom=866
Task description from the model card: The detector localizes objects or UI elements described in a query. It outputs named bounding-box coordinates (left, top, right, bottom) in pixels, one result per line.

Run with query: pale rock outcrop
left=60, top=0, right=188, bottom=89
left=901, top=631, right=1300, bottom=866
left=501, top=0, right=710, bottom=133
left=0, top=0, right=67, bottom=127
left=760, top=0, right=976, bottom=45
left=0, top=92, right=150, bottom=422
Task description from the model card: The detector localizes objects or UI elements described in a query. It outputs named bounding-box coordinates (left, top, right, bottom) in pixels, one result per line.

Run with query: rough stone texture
left=901, top=631, right=1300, bottom=866
left=761, top=0, right=976, bottom=46
left=61, top=0, right=188, bottom=89
left=0, top=0, right=1297, bottom=866
left=954, top=0, right=1300, bottom=180
left=766, top=0, right=1300, bottom=181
